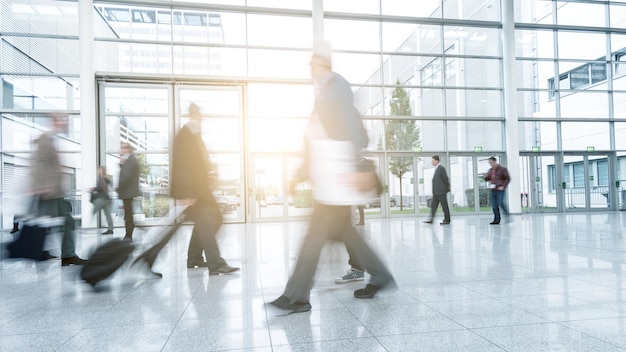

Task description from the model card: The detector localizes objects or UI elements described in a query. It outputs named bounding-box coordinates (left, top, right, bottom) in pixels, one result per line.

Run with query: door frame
left=519, top=152, right=561, bottom=213
left=561, top=151, right=617, bottom=212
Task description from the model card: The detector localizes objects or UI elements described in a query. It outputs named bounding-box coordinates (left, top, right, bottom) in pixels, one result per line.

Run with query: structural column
left=502, top=0, right=521, bottom=214
left=80, top=0, right=97, bottom=227
left=312, top=0, right=324, bottom=43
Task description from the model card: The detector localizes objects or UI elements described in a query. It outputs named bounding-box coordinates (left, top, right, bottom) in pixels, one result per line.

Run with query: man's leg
left=440, top=194, right=451, bottom=222
left=103, top=200, right=115, bottom=231
left=123, top=198, right=134, bottom=239
left=281, top=204, right=332, bottom=303
left=186, top=223, right=206, bottom=266
left=498, top=190, right=509, bottom=216
left=490, top=191, right=501, bottom=223
left=190, top=200, right=229, bottom=271
left=429, top=196, right=441, bottom=221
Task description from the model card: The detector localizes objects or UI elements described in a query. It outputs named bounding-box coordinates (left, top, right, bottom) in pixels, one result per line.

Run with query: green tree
left=136, top=153, right=151, bottom=185
left=379, top=79, right=421, bottom=210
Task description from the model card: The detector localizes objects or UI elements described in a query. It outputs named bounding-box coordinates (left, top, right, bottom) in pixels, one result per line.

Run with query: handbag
left=356, top=158, right=383, bottom=196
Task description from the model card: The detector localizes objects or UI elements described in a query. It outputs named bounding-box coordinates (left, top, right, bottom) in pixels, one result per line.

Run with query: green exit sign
left=532, top=146, right=541, bottom=152
left=474, top=146, right=483, bottom=152
left=587, top=146, right=595, bottom=152
left=414, top=146, right=422, bottom=152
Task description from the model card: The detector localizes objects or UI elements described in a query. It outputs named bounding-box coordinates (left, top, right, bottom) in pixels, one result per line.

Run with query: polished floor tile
left=2, top=212, right=626, bottom=351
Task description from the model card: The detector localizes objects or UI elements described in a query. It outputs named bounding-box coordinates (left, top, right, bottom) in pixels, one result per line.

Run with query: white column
left=312, top=0, right=324, bottom=43
left=502, top=0, right=521, bottom=214
left=80, top=0, right=96, bottom=228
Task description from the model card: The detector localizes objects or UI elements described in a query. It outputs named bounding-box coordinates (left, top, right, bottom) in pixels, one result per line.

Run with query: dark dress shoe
left=209, top=264, right=240, bottom=275
left=490, top=221, right=500, bottom=225
left=440, top=220, right=450, bottom=225
left=42, top=251, right=58, bottom=260
left=270, top=295, right=311, bottom=313
left=101, top=230, right=114, bottom=235
left=423, top=220, right=433, bottom=224
left=354, top=284, right=382, bottom=299
left=187, top=261, right=208, bottom=268
left=61, top=256, right=86, bottom=266
left=10, top=227, right=19, bottom=234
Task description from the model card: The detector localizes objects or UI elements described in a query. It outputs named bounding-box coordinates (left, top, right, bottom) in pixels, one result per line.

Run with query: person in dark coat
left=117, top=142, right=141, bottom=241
left=92, top=166, right=114, bottom=234
left=170, top=103, right=239, bottom=275
left=424, top=155, right=451, bottom=225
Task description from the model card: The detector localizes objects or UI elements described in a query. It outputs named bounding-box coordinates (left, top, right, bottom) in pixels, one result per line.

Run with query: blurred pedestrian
left=91, top=166, right=114, bottom=235
left=170, top=103, right=239, bottom=275
left=117, top=142, right=141, bottom=241
left=30, top=114, right=85, bottom=266
left=483, top=156, right=510, bottom=225
left=271, top=42, right=395, bottom=313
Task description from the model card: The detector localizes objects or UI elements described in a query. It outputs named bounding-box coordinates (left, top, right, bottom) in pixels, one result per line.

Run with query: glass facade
left=2, top=0, right=626, bottom=227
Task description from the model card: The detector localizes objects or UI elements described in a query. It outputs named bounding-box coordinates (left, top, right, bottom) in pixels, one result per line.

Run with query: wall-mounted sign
left=587, top=146, right=595, bottom=152
left=532, top=146, right=541, bottom=152
left=474, top=146, right=483, bottom=152
left=414, top=146, right=422, bottom=152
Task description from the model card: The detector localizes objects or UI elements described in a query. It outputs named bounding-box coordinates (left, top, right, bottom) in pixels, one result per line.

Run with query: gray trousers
left=282, top=204, right=394, bottom=303
left=92, top=198, right=114, bottom=231
left=186, top=197, right=227, bottom=270
left=38, top=198, right=77, bottom=258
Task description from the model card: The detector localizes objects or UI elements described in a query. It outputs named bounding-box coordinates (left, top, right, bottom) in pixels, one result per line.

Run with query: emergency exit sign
left=474, top=146, right=483, bottom=152
left=532, top=146, right=541, bottom=152
left=587, top=146, right=595, bottom=152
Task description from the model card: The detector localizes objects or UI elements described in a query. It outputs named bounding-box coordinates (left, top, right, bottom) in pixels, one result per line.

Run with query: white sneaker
left=335, top=269, right=365, bottom=283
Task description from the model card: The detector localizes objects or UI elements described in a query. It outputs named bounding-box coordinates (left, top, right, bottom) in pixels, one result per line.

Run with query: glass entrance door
left=448, top=154, right=503, bottom=214
left=519, top=154, right=559, bottom=213
left=562, top=154, right=612, bottom=211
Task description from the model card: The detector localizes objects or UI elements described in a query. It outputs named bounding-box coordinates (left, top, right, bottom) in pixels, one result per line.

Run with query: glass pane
left=178, top=88, right=241, bottom=117
left=172, top=46, right=247, bottom=77
left=561, top=122, right=610, bottom=150
left=445, top=89, right=502, bottom=118
left=418, top=88, right=444, bottom=117
left=519, top=121, right=558, bottom=151
left=448, top=156, right=477, bottom=212
left=323, top=0, right=379, bottom=14
left=2, top=113, right=81, bottom=148
left=556, top=2, right=607, bottom=27
left=247, top=15, right=312, bottom=48
left=420, top=120, right=445, bottom=151
left=248, top=49, right=310, bottom=79
left=443, top=0, right=500, bottom=21
left=105, top=115, right=168, bottom=152
left=387, top=156, right=415, bottom=214
left=248, top=118, right=307, bottom=152
left=247, top=0, right=311, bottom=10
left=0, top=74, right=80, bottom=110
left=447, top=121, right=503, bottom=151
left=516, top=60, right=555, bottom=89
left=364, top=119, right=384, bottom=152
left=559, top=91, right=609, bottom=118
left=382, top=120, right=422, bottom=152
left=253, top=157, right=283, bottom=219
left=213, top=153, right=244, bottom=222
left=515, top=30, right=555, bottom=59
left=382, top=0, right=441, bottom=18
left=383, top=55, right=422, bottom=86
left=517, top=90, right=557, bottom=118
left=616, top=123, right=626, bottom=149
left=618, top=152, right=626, bottom=209
left=558, top=31, right=606, bottom=60
left=104, top=87, right=169, bottom=114
left=355, top=86, right=385, bottom=116
left=324, top=19, right=380, bottom=51
left=444, top=27, right=500, bottom=57
left=450, top=58, right=501, bottom=88
left=515, top=0, right=554, bottom=24
left=332, top=52, right=381, bottom=85
left=610, top=5, right=626, bottom=29
left=248, top=84, right=314, bottom=118
left=382, top=23, right=441, bottom=54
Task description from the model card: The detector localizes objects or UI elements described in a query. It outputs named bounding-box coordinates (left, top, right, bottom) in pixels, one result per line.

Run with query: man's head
left=488, top=156, right=498, bottom=168
left=310, top=41, right=332, bottom=82
left=50, top=113, right=69, bottom=134
left=431, top=155, right=440, bottom=167
left=189, top=103, right=202, bottom=121
left=120, top=142, right=133, bottom=155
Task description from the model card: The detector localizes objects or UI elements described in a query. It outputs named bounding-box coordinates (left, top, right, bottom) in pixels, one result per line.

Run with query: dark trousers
left=490, top=189, right=509, bottom=222
left=430, top=193, right=451, bottom=222
left=186, top=197, right=227, bottom=270
left=122, top=198, right=135, bottom=238
left=357, top=205, right=364, bottom=224
left=282, top=204, right=394, bottom=303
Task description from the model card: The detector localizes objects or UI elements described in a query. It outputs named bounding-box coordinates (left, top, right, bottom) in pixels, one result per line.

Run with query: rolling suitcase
left=80, top=239, right=134, bottom=286
left=131, top=205, right=188, bottom=273
left=6, top=216, right=65, bottom=261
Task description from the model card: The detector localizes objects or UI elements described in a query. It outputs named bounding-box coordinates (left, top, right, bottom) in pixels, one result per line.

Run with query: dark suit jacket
left=117, top=154, right=141, bottom=199
left=432, top=165, right=451, bottom=196
left=170, top=123, right=212, bottom=202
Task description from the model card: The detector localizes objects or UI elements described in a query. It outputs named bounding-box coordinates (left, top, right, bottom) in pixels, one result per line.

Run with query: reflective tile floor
left=2, top=212, right=626, bottom=351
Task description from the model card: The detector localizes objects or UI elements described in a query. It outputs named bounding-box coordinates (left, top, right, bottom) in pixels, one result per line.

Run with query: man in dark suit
left=424, top=155, right=451, bottom=225
left=117, top=142, right=141, bottom=241
left=170, top=103, right=239, bottom=275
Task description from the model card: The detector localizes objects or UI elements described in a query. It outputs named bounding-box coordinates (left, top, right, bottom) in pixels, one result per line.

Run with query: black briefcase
left=6, top=224, right=49, bottom=261
left=80, top=239, right=134, bottom=287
